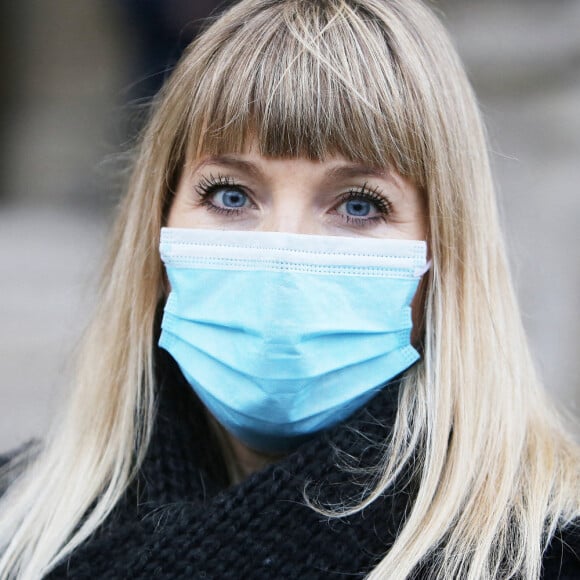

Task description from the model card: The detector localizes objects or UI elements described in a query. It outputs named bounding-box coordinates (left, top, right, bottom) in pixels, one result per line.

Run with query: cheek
left=166, top=178, right=209, bottom=229
left=166, top=176, right=184, bottom=226
left=167, top=183, right=191, bottom=228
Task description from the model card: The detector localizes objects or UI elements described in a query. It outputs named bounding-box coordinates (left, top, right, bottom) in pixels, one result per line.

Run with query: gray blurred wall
left=1, top=0, right=579, bottom=451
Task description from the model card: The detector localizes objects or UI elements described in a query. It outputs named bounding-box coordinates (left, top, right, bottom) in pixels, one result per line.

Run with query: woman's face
left=167, top=144, right=429, bottom=468
left=168, top=143, right=427, bottom=241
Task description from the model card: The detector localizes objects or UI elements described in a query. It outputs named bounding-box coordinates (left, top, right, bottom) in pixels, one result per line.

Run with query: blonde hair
left=1, top=0, right=578, bottom=578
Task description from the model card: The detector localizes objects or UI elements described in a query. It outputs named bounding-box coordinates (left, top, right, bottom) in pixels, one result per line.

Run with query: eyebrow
left=325, top=164, right=389, bottom=181
left=194, top=156, right=389, bottom=181
left=195, top=156, right=264, bottom=179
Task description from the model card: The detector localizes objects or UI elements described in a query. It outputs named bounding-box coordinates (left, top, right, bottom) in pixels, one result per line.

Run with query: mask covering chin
left=159, top=227, right=428, bottom=453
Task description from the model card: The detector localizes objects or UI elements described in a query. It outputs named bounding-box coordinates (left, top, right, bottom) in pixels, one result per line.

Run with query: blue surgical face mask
left=159, top=227, right=428, bottom=453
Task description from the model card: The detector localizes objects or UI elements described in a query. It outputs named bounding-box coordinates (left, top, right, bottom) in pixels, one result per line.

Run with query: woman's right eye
left=195, top=176, right=252, bottom=214
left=211, top=187, right=249, bottom=209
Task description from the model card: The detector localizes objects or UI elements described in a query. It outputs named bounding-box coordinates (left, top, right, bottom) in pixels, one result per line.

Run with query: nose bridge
left=259, top=188, right=320, bottom=235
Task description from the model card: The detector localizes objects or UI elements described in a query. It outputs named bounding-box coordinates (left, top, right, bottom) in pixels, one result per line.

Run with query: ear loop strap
left=414, top=259, right=432, bottom=277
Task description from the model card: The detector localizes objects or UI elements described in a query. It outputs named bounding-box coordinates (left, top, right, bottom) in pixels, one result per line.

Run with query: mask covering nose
left=159, top=227, right=428, bottom=453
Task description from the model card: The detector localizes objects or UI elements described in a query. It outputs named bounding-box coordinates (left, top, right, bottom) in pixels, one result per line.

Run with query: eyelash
left=336, top=183, right=392, bottom=227
left=194, top=174, right=248, bottom=216
left=194, top=174, right=392, bottom=226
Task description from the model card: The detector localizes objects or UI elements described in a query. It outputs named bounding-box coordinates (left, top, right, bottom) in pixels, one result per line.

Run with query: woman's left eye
left=340, top=198, right=375, bottom=217
left=334, top=188, right=390, bottom=226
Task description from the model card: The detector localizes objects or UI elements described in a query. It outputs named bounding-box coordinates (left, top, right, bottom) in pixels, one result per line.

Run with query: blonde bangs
left=181, top=0, right=426, bottom=182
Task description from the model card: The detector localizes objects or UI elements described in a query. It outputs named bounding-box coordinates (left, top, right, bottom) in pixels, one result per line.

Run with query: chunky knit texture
left=47, top=349, right=413, bottom=579
left=1, top=349, right=578, bottom=579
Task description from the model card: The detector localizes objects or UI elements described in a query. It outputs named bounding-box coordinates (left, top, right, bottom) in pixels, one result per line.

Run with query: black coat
left=2, top=350, right=579, bottom=578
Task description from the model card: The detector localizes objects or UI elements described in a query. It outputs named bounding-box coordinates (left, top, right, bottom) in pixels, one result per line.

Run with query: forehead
left=188, top=141, right=392, bottom=182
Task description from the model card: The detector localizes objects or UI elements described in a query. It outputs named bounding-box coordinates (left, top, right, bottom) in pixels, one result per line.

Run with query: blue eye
left=334, top=187, right=391, bottom=228
left=215, top=188, right=248, bottom=209
left=196, top=175, right=255, bottom=217
left=344, top=199, right=372, bottom=217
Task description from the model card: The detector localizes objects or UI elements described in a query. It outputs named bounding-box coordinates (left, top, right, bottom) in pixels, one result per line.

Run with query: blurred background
left=1, top=0, right=579, bottom=452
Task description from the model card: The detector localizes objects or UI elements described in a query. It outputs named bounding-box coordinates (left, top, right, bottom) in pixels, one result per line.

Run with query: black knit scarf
left=47, top=348, right=414, bottom=579
left=44, top=349, right=580, bottom=579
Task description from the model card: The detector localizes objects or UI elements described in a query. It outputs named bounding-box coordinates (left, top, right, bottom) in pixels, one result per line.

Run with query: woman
left=1, top=0, right=579, bottom=578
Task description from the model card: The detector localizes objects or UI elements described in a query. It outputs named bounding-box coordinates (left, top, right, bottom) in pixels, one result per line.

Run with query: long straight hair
left=1, top=1, right=578, bottom=578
